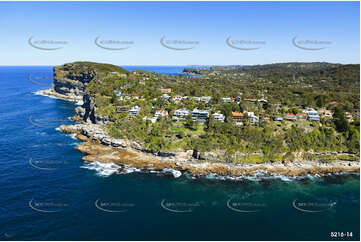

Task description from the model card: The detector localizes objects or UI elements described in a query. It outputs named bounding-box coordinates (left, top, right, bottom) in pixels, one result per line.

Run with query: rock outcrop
left=50, top=61, right=129, bottom=101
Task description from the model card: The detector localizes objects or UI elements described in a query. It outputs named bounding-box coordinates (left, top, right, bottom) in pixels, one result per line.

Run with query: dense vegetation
left=83, top=62, right=360, bottom=163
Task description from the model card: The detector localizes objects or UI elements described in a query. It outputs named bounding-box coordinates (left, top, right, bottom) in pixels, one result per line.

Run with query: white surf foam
left=162, top=168, right=182, bottom=178
left=81, top=161, right=122, bottom=177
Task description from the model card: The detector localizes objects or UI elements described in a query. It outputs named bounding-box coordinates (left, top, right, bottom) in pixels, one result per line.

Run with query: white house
left=247, top=112, right=259, bottom=124
left=129, top=106, right=140, bottom=116
left=174, top=108, right=190, bottom=117
left=192, top=108, right=209, bottom=122
left=201, top=96, right=212, bottom=103
left=212, top=112, right=225, bottom=122
left=221, top=97, right=232, bottom=103
left=304, top=108, right=320, bottom=121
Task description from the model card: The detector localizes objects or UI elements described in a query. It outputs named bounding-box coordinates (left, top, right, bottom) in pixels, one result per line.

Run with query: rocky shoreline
left=36, top=89, right=83, bottom=102
left=59, top=123, right=360, bottom=178
left=37, top=62, right=360, bottom=179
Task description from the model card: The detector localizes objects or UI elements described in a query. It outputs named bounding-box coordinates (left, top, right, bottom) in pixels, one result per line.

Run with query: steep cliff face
left=52, top=66, right=97, bottom=100
left=52, top=61, right=129, bottom=123
left=52, top=61, right=129, bottom=100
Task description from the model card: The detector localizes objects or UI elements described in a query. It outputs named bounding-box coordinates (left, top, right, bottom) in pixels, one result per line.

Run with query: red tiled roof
left=329, top=101, right=339, bottom=105
left=296, top=113, right=307, bottom=116
left=232, top=112, right=245, bottom=117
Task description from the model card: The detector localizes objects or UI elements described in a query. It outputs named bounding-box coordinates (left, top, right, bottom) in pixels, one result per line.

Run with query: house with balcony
left=232, top=112, right=245, bottom=124
left=284, top=113, right=297, bottom=121
left=172, top=108, right=190, bottom=121
left=174, top=108, right=190, bottom=117
left=247, top=112, right=259, bottom=124
left=192, top=108, right=209, bottom=122
left=305, top=109, right=320, bottom=121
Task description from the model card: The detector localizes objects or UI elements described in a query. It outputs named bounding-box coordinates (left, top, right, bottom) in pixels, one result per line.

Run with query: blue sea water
left=0, top=66, right=359, bottom=241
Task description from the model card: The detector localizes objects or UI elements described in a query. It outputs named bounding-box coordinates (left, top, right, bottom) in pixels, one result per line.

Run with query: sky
left=0, top=1, right=359, bottom=66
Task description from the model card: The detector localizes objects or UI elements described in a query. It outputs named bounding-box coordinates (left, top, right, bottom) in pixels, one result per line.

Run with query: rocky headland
left=59, top=123, right=360, bottom=178
left=40, top=61, right=359, bottom=179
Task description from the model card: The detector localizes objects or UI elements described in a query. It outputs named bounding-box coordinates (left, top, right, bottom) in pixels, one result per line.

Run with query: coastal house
left=212, top=112, right=225, bottom=122
left=284, top=114, right=297, bottom=121
left=221, top=97, right=232, bottom=103
left=172, top=108, right=190, bottom=121
left=244, top=98, right=257, bottom=103
left=142, top=116, right=157, bottom=123
left=129, top=106, right=140, bottom=116
left=116, top=105, right=129, bottom=112
left=160, top=88, right=172, bottom=93
left=192, top=108, right=209, bottom=122
left=174, top=108, right=190, bottom=117
left=247, top=112, right=259, bottom=124
left=305, top=109, right=320, bottom=121
left=232, top=112, right=245, bottom=124
left=155, top=110, right=168, bottom=118
left=322, top=110, right=333, bottom=119
left=296, top=113, right=307, bottom=120
left=201, top=96, right=212, bottom=103
left=193, top=97, right=201, bottom=102
left=273, top=116, right=283, bottom=121
left=258, top=99, right=268, bottom=104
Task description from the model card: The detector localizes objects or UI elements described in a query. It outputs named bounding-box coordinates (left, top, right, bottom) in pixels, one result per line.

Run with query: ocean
left=0, top=66, right=359, bottom=241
